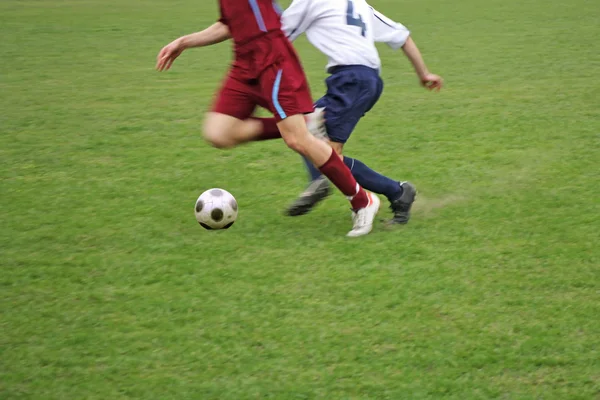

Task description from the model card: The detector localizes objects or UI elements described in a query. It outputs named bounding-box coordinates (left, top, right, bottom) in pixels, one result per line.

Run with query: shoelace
left=352, top=209, right=368, bottom=229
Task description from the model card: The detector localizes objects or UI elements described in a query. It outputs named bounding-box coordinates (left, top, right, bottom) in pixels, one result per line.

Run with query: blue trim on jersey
left=272, top=69, right=286, bottom=119
left=248, top=0, right=267, bottom=32
left=370, top=7, right=396, bottom=29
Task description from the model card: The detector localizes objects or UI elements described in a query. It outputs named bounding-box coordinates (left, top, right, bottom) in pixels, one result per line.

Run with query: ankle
left=388, top=183, right=404, bottom=202
left=350, top=189, right=369, bottom=210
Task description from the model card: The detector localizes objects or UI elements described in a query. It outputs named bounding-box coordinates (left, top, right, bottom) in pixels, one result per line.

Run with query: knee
left=203, top=131, right=233, bottom=149
left=331, top=141, right=344, bottom=156
left=282, top=134, right=307, bottom=154
left=203, top=121, right=235, bottom=149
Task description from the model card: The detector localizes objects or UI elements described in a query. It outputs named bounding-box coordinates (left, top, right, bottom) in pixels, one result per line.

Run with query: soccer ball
left=194, top=188, right=238, bottom=230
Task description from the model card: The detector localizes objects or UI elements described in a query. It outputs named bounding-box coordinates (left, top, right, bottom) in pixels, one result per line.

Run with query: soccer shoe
left=305, top=107, right=327, bottom=140
left=388, top=182, right=417, bottom=224
left=285, top=177, right=332, bottom=216
left=347, top=192, right=381, bottom=237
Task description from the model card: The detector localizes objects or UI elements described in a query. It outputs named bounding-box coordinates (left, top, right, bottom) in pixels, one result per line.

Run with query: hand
left=420, top=73, right=443, bottom=91
left=156, top=39, right=185, bottom=72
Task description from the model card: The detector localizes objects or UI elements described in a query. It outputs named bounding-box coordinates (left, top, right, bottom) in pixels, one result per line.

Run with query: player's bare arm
left=156, top=22, right=231, bottom=71
left=369, top=7, right=442, bottom=91
left=401, top=36, right=443, bottom=91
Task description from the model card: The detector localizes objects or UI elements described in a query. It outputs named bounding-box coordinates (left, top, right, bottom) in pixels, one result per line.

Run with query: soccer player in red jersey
left=156, top=0, right=380, bottom=236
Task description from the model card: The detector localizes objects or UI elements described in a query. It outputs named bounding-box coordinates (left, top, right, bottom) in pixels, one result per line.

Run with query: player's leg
left=296, top=150, right=415, bottom=225
left=287, top=68, right=378, bottom=216
left=293, top=137, right=407, bottom=217
left=203, top=112, right=255, bottom=148
left=295, top=134, right=416, bottom=224
left=285, top=108, right=331, bottom=216
left=332, top=107, right=416, bottom=223
left=289, top=67, right=416, bottom=223
left=339, top=74, right=416, bottom=224
left=204, top=76, right=329, bottom=150
left=203, top=73, right=257, bottom=148
left=276, top=114, right=380, bottom=237
left=342, top=156, right=416, bottom=224
left=276, top=114, right=370, bottom=212
left=204, top=113, right=283, bottom=148
left=261, top=61, right=379, bottom=236
left=203, top=74, right=283, bottom=148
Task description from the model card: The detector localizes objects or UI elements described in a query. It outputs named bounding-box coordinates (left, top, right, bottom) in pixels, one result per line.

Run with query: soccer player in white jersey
left=281, top=0, right=443, bottom=224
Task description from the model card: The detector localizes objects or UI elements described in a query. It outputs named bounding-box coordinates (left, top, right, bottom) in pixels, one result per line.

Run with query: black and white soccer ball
left=194, top=188, right=238, bottom=230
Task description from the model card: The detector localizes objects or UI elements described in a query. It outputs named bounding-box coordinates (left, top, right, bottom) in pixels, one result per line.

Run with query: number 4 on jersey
left=346, top=0, right=366, bottom=37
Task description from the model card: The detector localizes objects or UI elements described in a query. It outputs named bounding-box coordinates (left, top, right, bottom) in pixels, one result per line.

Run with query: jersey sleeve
left=370, top=7, right=410, bottom=50
left=218, top=3, right=228, bottom=25
left=281, top=0, right=314, bottom=42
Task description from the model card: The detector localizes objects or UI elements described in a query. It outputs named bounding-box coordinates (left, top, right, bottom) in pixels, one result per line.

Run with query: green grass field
left=2, top=0, right=599, bottom=398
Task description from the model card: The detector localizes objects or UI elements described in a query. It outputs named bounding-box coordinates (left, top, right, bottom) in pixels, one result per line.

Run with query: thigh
left=363, top=75, right=384, bottom=114
left=212, top=72, right=258, bottom=120
left=316, top=71, right=382, bottom=144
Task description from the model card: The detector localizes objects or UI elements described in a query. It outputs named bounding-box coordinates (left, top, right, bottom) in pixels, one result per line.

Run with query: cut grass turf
left=1, top=0, right=599, bottom=398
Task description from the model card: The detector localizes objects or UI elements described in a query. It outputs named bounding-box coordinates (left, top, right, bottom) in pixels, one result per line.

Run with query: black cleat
left=388, top=182, right=417, bottom=224
left=285, top=177, right=331, bottom=216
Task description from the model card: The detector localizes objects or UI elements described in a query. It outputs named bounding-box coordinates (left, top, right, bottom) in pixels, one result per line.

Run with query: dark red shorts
left=212, top=32, right=314, bottom=121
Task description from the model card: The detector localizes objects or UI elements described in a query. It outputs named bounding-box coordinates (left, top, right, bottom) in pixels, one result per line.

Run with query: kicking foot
left=285, top=177, right=331, bottom=216
left=387, top=182, right=417, bottom=224
left=347, top=192, right=381, bottom=237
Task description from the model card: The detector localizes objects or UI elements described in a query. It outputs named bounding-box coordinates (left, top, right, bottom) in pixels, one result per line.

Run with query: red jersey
left=219, top=0, right=283, bottom=47
left=213, top=0, right=313, bottom=121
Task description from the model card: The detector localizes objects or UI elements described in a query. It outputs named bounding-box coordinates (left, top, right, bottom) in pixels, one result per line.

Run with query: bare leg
left=202, top=112, right=265, bottom=148
left=330, top=141, right=344, bottom=157
left=276, top=115, right=369, bottom=210
left=202, top=112, right=379, bottom=236
left=277, top=115, right=332, bottom=166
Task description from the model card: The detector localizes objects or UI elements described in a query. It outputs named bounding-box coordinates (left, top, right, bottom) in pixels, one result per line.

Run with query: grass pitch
left=1, top=0, right=599, bottom=398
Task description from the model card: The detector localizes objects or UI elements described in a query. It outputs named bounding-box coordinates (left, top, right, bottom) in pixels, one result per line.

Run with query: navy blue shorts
left=314, top=65, right=383, bottom=144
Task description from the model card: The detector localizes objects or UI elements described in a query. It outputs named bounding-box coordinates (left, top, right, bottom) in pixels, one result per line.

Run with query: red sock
left=319, top=151, right=369, bottom=210
left=252, top=118, right=281, bottom=141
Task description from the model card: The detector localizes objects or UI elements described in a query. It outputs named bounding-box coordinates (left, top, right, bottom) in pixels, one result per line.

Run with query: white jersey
left=281, top=0, right=410, bottom=71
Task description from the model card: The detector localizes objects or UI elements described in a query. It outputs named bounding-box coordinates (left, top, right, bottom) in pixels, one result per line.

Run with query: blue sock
left=302, top=155, right=323, bottom=182
left=343, top=156, right=403, bottom=201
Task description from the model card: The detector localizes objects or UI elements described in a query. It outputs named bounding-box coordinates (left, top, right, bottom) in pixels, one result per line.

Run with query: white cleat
left=347, top=192, right=381, bottom=237
left=305, top=107, right=327, bottom=140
